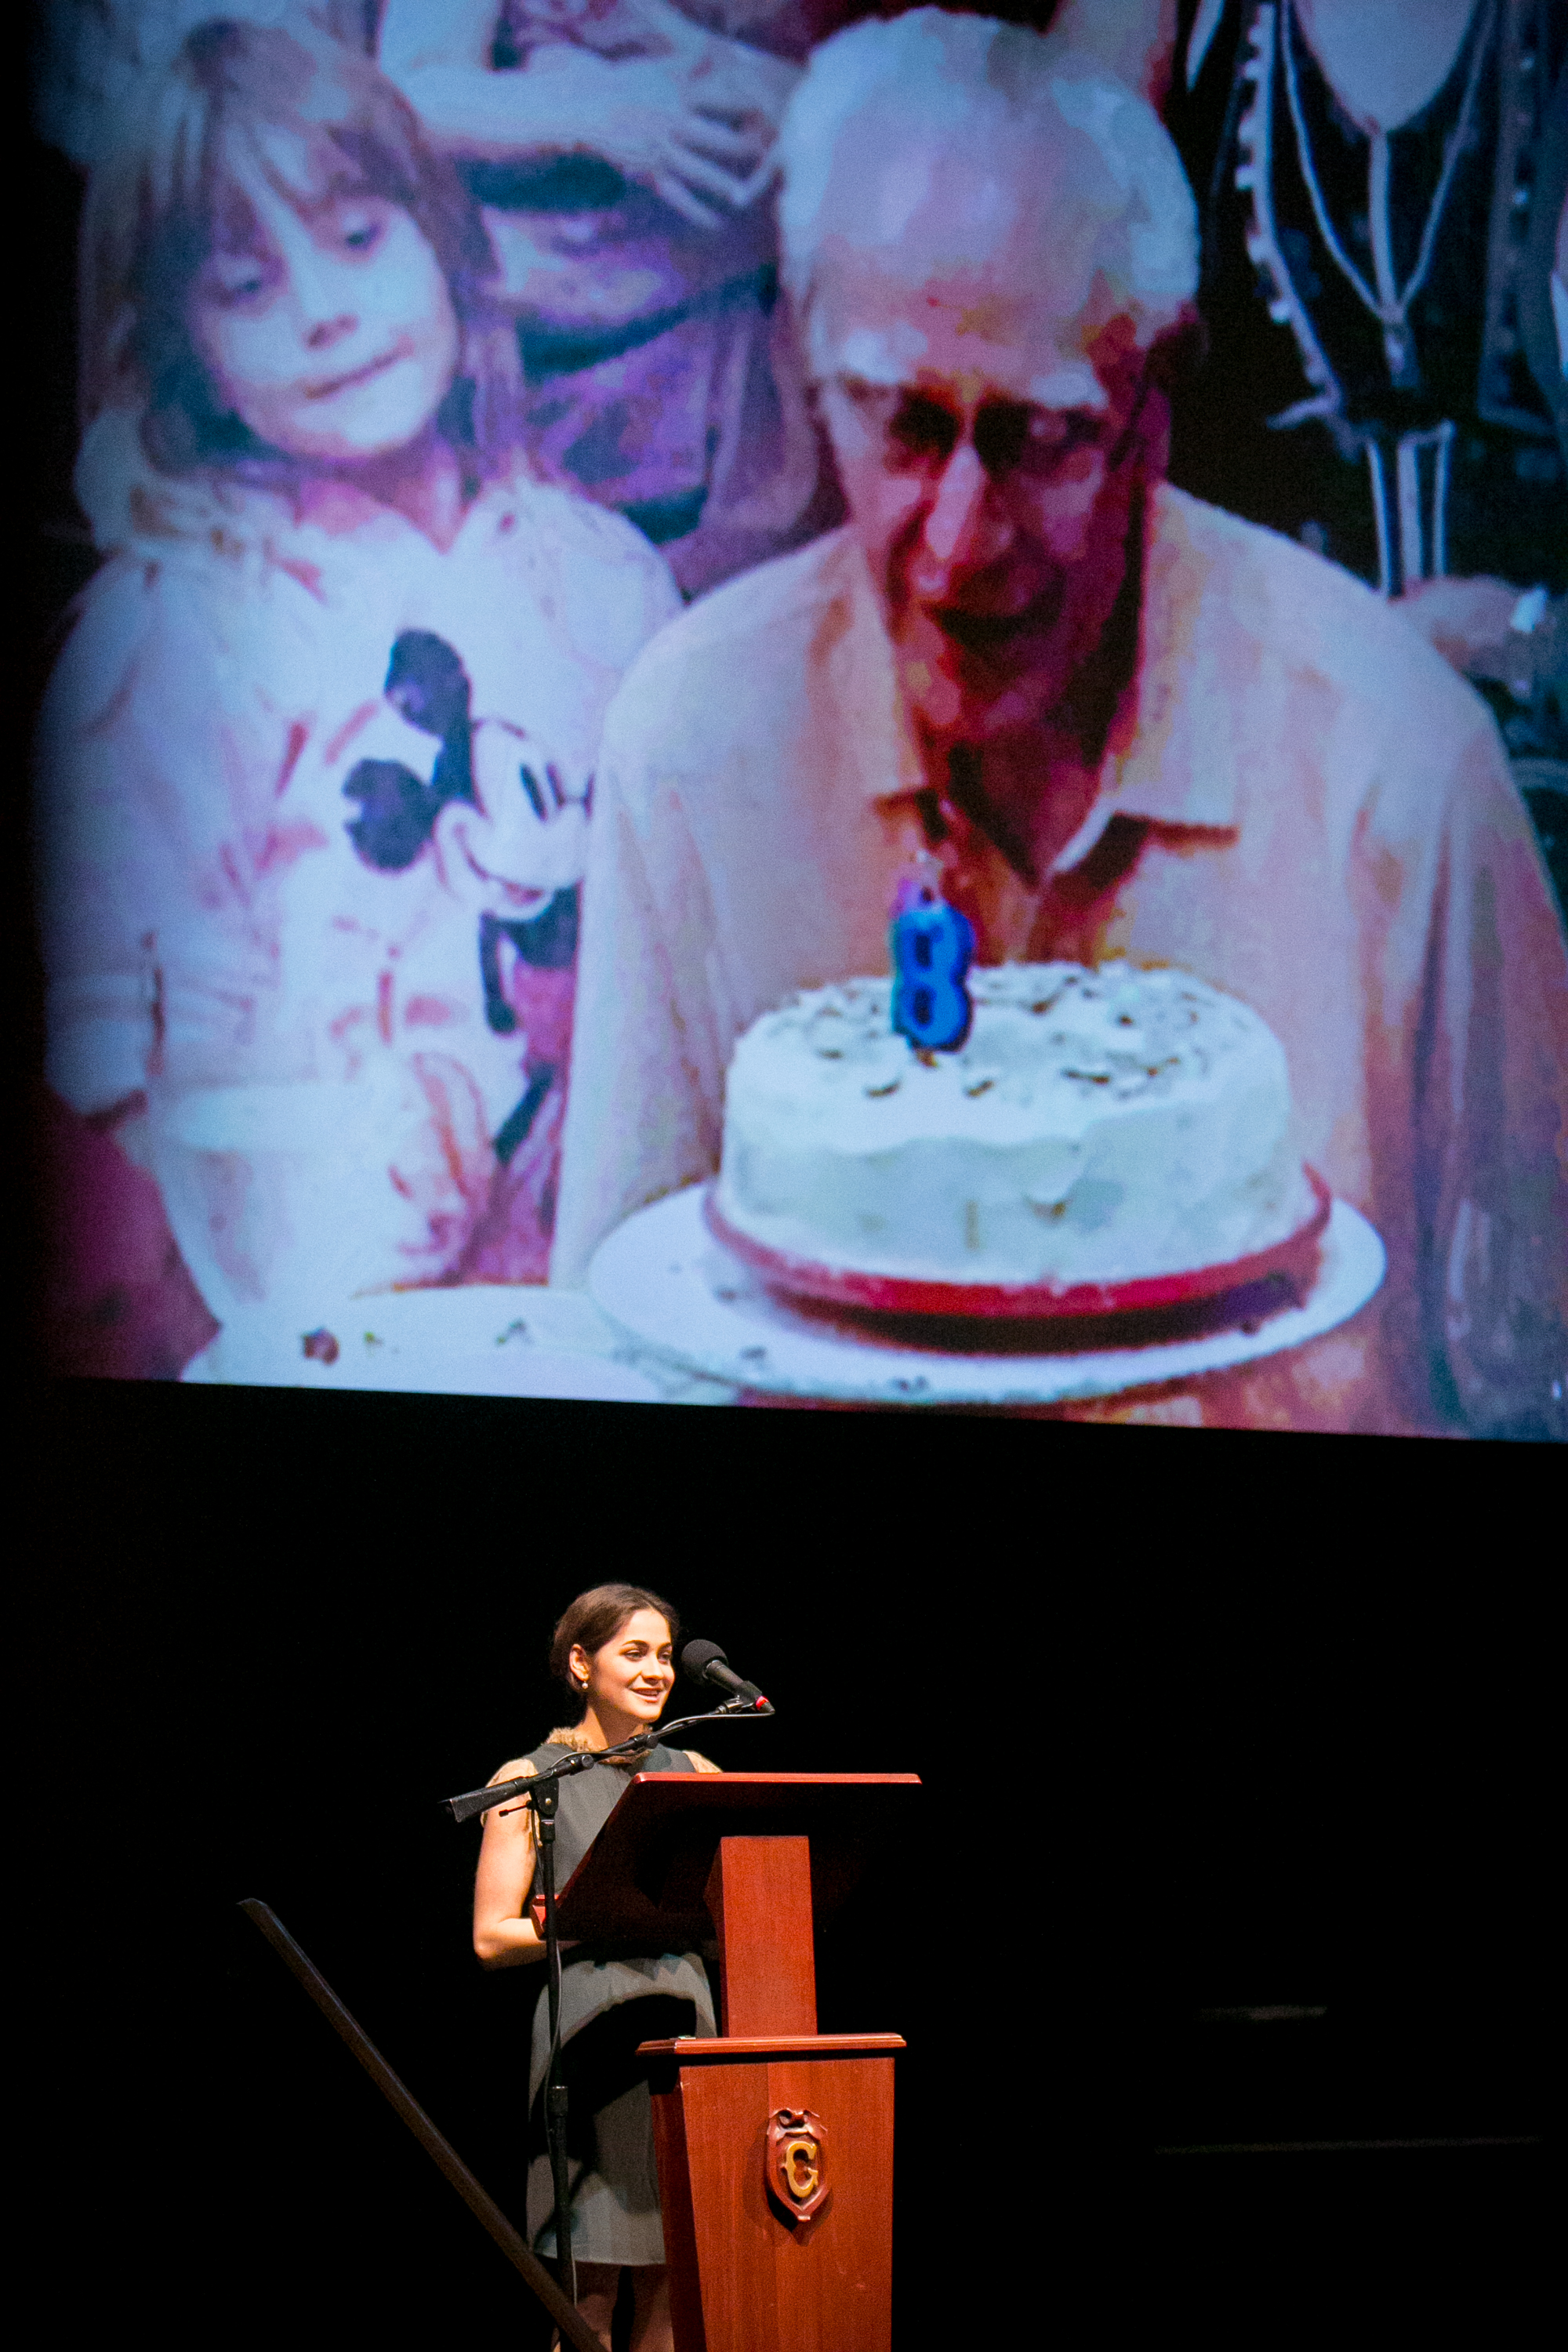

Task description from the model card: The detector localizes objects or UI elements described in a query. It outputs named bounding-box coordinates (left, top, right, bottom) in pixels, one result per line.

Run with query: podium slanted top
left=551, top=1772, right=920, bottom=1945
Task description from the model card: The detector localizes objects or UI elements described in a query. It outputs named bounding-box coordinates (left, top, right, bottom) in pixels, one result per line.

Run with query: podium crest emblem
left=766, top=2107, right=829, bottom=2221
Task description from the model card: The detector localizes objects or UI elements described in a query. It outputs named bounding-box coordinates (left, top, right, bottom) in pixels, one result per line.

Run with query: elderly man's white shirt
left=553, top=489, right=1568, bottom=1436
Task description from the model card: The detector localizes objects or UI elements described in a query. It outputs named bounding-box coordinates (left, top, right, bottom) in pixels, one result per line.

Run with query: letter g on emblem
left=766, top=2107, right=829, bottom=2222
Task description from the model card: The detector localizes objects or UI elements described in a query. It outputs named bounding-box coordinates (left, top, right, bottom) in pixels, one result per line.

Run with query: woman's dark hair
left=81, top=17, right=521, bottom=484
left=550, top=1584, right=681, bottom=1717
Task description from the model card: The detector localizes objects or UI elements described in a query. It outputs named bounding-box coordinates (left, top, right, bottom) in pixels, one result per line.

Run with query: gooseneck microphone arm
left=441, top=1681, right=775, bottom=2310
left=442, top=1697, right=774, bottom=1828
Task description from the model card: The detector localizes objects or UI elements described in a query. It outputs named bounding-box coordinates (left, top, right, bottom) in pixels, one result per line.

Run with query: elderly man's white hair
left=776, top=9, right=1198, bottom=379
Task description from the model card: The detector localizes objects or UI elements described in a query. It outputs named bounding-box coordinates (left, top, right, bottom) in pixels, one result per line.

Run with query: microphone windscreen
left=680, top=1638, right=728, bottom=1684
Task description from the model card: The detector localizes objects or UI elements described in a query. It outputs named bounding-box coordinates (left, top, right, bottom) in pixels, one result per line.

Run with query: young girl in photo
left=35, top=16, right=681, bottom=1357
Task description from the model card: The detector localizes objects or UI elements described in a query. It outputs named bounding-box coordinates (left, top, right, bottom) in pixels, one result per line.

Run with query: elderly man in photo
left=551, top=8, right=1568, bottom=1438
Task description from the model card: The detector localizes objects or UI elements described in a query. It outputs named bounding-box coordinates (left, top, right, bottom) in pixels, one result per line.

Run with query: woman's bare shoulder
left=488, top=1755, right=538, bottom=1786
left=684, top=1751, right=722, bottom=1775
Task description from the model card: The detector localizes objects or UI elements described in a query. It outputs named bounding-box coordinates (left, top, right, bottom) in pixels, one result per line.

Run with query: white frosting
left=715, top=963, right=1314, bottom=1287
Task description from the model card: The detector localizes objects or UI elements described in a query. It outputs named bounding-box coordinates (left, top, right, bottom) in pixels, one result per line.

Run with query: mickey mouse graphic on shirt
left=341, top=629, right=589, bottom=1197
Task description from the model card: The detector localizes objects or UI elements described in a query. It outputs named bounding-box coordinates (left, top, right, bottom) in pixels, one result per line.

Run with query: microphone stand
left=445, top=1694, right=775, bottom=2314
left=530, top=1769, right=575, bottom=2311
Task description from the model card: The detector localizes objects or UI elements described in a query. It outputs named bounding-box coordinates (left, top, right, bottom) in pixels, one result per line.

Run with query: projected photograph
left=29, top=0, right=1568, bottom=1434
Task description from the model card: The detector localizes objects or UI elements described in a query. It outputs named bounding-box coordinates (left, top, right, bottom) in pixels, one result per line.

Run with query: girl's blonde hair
left=80, top=17, right=523, bottom=486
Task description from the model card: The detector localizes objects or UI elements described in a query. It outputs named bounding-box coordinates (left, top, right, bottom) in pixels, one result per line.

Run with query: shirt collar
left=851, top=483, right=1243, bottom=859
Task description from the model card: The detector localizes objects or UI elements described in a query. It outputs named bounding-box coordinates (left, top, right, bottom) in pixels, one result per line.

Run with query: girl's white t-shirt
left=37, top=447, right=680, bottom=1308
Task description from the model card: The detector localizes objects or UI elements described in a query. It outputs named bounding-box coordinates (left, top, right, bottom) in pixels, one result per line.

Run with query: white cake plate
left=589, top=1184, right=1387, bottom=1408
left=180, top=1283, right=672, bottom=1401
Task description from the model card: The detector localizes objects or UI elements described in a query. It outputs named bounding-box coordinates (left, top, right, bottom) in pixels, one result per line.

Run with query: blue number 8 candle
left=890, top=877, right=975, bottom=1051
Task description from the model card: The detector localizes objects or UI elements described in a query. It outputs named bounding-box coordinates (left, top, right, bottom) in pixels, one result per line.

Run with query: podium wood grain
left=641, top=2038, right=904, bottom=2352
left=705, top=1836, right=817, bottom=2036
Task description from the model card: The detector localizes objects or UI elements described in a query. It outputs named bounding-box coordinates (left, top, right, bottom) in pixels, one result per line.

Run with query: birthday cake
left=712, top=963, right=1316, bottom=1291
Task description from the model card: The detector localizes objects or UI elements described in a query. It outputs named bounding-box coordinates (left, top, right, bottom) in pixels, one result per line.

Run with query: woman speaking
left=474, top=1584, right=720, bottom=2352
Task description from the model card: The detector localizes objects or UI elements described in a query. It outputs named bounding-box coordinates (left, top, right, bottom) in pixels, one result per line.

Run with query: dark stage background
left=21, top=1383, right=1552, bottom=2343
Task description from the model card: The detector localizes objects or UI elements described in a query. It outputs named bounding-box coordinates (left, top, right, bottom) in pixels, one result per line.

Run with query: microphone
left=681, top=1638, right=769, bottom=1709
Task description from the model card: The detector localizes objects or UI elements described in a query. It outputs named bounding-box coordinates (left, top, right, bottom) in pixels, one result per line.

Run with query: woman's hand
left=380, top=4, right=801, bottom=230
left=634, top=0, right=803, bottom=134
left=528, top=46, right=779, bottom=227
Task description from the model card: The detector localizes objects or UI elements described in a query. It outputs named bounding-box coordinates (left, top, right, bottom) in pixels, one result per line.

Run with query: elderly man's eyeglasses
left=832, top=379, right=1141, bottom=483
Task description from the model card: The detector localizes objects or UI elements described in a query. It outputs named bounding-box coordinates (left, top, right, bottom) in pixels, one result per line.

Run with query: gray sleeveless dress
left=521, top=1742, right=715, bottom=2266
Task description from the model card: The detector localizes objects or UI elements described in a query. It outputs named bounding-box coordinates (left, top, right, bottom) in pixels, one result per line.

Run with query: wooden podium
left=552, top=1772, right=920, bottom=2352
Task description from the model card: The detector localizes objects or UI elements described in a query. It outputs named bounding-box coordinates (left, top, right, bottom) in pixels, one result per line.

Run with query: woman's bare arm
left=472, top=1758, right=549, bottom=1966
left=472, top=1747, right=720, bottom=1961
